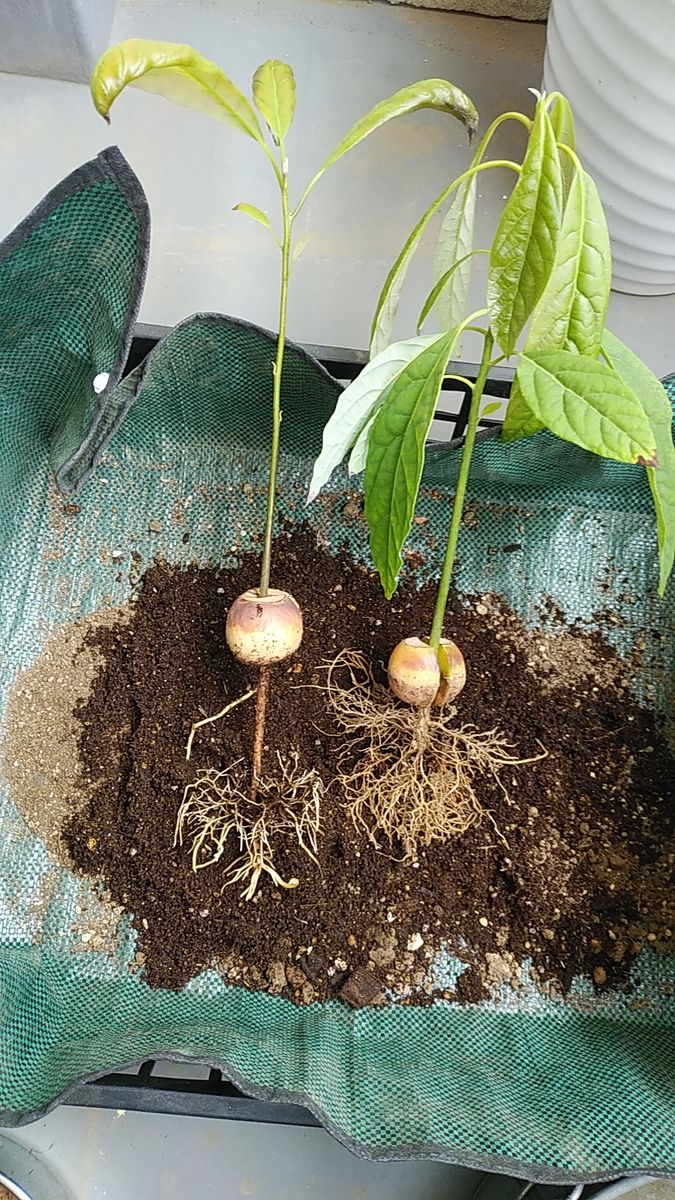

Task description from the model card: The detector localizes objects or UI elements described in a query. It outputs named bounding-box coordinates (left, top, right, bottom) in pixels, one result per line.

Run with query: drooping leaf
left=307, top=334, right=439, bottom=501
left=317, top=80, right=477, bottom=189
left=548, top=92, right=576, bottom=191
left=429, top=176, right=477, bottom=330
left=252, top=59, right=295, bottom=142
left=488, top=101, right=564, bottom=355
left=603, top=330, right=675, bottom=595
left=417, top=253, right=481, bottom=334
left=516, top=350, right=658, bottom=465
left=371, top=182, right=452, bottom=355
left=504, top=166, right=611, bottom=443
left=364, top=328, right=459, bottom=598
left=91, top=39, right=264, bottom=144
left=233, top=202, right=275, bottom=235
left=527, top=168, right=611, bottom=357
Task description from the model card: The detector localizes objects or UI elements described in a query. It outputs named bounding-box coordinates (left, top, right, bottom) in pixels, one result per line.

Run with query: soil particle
left=10, top=527, right=673, bottom=1006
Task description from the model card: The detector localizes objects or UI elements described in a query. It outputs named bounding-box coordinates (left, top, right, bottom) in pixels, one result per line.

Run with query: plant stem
left=259, top=153, right=292, bottom=597
left=428, top=329, right=494, bottom=648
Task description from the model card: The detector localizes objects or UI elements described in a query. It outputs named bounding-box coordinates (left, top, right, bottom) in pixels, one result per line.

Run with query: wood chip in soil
left=12, top=527, right=673, bottom=1007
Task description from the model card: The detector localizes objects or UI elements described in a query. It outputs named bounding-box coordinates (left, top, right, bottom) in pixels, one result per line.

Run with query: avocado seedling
left=90, top=38, right=478, bottom=893
left=310, top=90, right=675, bottom=858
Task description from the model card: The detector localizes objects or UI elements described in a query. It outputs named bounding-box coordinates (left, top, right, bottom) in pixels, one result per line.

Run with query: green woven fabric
left=0, top=151, right=673, bottom=1185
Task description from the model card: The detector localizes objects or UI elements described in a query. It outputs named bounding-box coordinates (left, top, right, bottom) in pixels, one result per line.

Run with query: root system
left=176, top=749, right=323, bottom=900
left=326, top=650, right=544, bottom=859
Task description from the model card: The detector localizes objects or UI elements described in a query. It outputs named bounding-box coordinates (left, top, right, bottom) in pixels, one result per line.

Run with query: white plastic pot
left=544, top=0, right=675, bottom=295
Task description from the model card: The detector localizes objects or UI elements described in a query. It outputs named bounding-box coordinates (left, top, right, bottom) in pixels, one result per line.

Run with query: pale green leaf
left=517, top=350, right=658, bottom=465
left=364, top=328, right=459, bottom=598
left=548, top=92, right=576, bottom=191
left=252, top=59, right=295, bottom=142
left=488, top=102, right=564, bottom=355
left=417, top=253, right=481, bottom=334
left=528, top=168, right=610, bottom=357
left=371, top=185, right=449, bottom=356
left=233, top=202, right=274, bottom=234
left=307, top=334, right=439, bottom=501
left=481, top=401, right=501, bottom=417
left=429, top=176, right=477, bottom=330
left=348, top=413, right=376, bottom=476
left=603, top=330, right=675, bottom=595
left=91, top=39, right=264, bottom=143
left=318, top=80, right=477, bottom=188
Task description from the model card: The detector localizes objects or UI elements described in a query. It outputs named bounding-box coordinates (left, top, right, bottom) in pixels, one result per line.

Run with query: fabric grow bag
left=0, top=150, right=673, bottom=1185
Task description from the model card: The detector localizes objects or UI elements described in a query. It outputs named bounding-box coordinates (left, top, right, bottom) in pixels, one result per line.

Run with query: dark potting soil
left=64, top=528, right=675, bottom=1005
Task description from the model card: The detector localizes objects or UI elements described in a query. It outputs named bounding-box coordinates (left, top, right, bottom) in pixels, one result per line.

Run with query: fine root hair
left=175, top=750, right=323, bottom=901
left=326, top=650, right=545, bottom=860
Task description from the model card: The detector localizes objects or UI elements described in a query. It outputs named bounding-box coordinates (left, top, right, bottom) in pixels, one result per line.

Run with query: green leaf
left=517, top=350, right=658, bottom=465
left=488, top=101, right=564, bottom=354
left=548, top=92, right=576, bottom=191
left=364, top=328, right=459, bottom=598
left=502, top=378, right=543, bottom=441
left=429, top=176, right=477, bottom=330
left=233, top=202, right=274, bottom=234
left=503, top=167, right=610, bottom=444
left=252, top=59, right=295, bottom=142
left=603, top=330, right=675, bottom=595
left=528, top=168, right=610, bottom=356
left=91, top=39, right=264, bottom=144
left=481, top=401, right=501, bottom=416
left=318, top=80, right=477, bottom=188
left=307, top=334, right=439, bottom=501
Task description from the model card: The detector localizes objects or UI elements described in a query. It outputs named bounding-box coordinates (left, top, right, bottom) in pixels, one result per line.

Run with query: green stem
left=259, top=153, right=292, bottom=597
left=428, top=329, right=494, bottom=648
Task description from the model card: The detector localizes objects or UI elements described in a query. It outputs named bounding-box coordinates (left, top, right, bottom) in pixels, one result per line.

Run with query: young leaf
left=481, top=401, right=501, bottom=417
left=364, top=328, right=459, bottom=598
left=488, top=101, right=564, bottom=355
left=91, top=40, right=264, bottom=144
left=517, top=350, right=658, bottom=465
left=603, top=330, right=675, bottom=595
left=429, top=176, right=477, bottom=330
left=316, top=80, right=477, bottom=190
left=252, top=59, right=295, bottom=142
left=527, top=168, right=611, bottom=357
left=233, top=202, right=274, bottom=234
left=548, top=92, right=576, bottom=191
left=504, top=167, right=610, bottom=444
left=307, top=334, right=440, bottom=501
